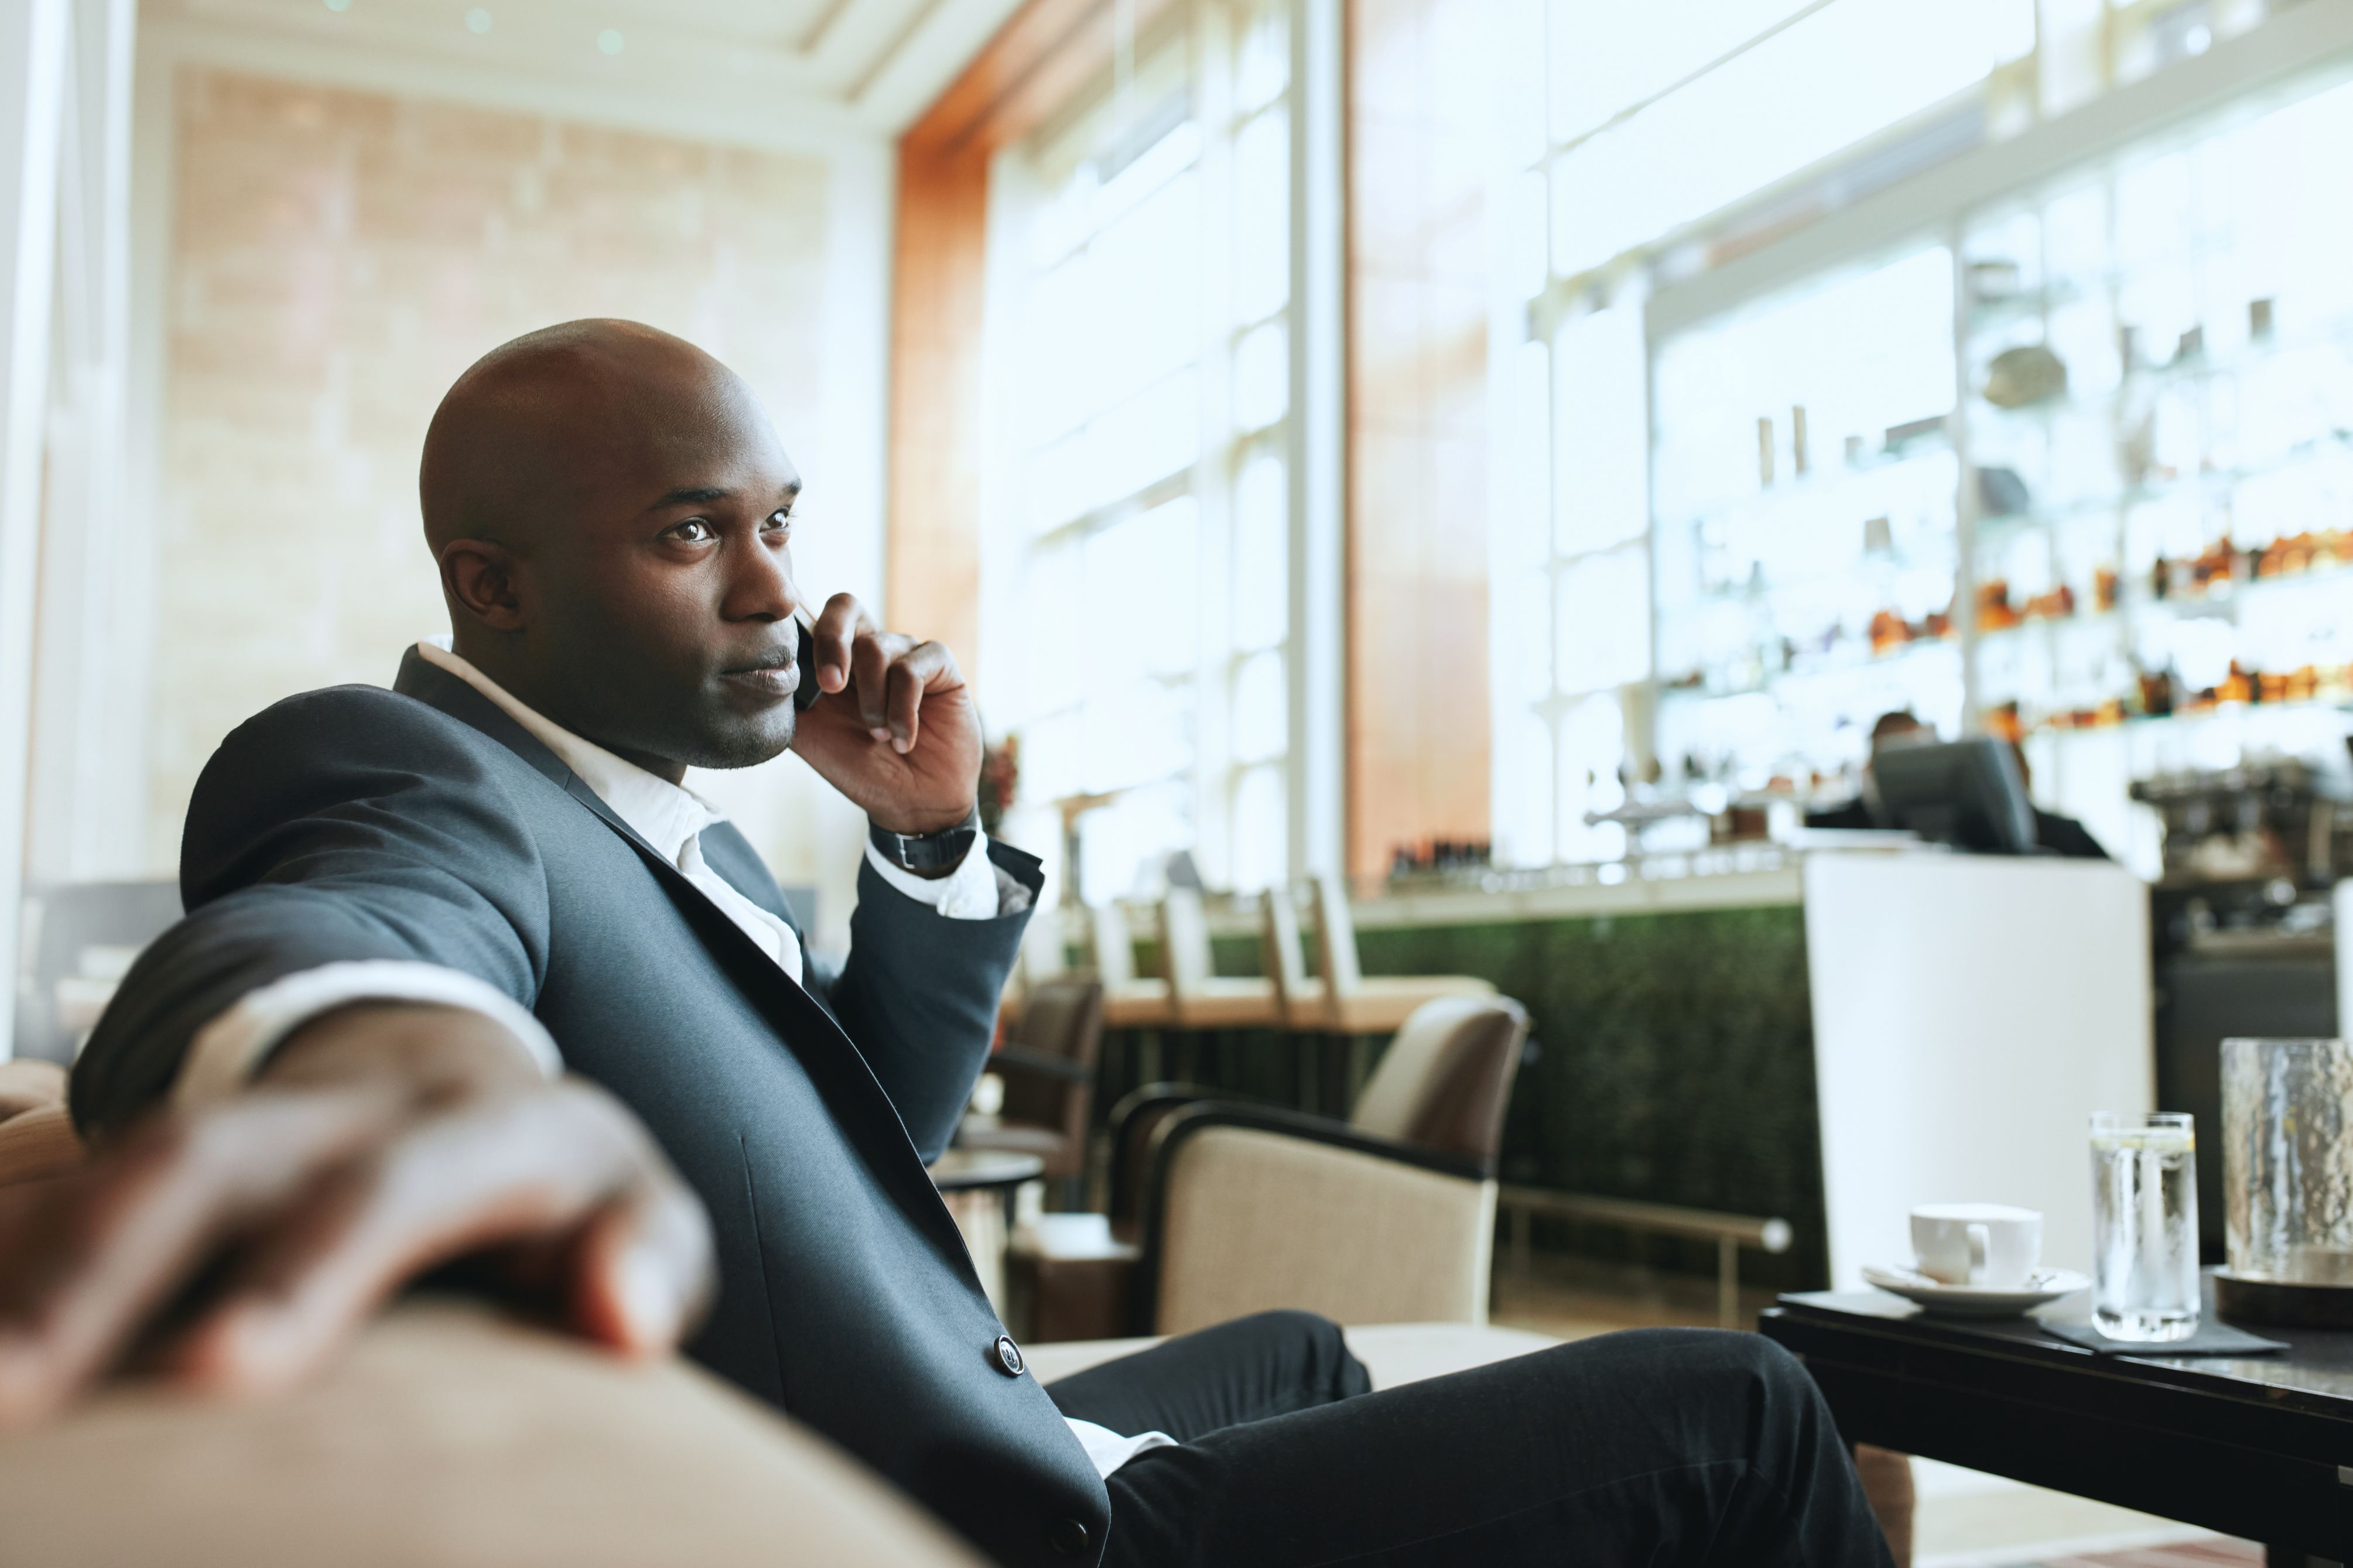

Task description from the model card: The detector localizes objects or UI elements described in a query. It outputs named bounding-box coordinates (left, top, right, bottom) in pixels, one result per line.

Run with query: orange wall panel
left=1345, top=0, right=1492, bottom=888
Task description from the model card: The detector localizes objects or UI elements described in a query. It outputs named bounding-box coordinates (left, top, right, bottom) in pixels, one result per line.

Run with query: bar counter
left=1087, top=848, right=2152, bottom=1296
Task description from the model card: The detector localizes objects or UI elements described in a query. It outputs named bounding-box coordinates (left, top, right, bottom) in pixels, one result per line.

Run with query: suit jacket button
left=1048, top=1517, right=1090, bottom=1556
left=994, top=1334, right=1025, bottom=1376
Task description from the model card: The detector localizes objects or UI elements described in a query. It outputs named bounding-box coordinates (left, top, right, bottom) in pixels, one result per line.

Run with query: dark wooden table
left=926, top=1150, right=1046, bottom=1315
left=927, top=1148, right=1046, bottom=1195
left=1762, top=1282, right=2353, bottom=1566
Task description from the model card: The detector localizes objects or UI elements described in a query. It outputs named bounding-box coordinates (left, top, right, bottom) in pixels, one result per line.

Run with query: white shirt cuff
left=173, top=960, right=563, bottom=1110
left=863, top=828, right=1003, bottom=919
left=1065, top=1417, right=1177, bottom=1477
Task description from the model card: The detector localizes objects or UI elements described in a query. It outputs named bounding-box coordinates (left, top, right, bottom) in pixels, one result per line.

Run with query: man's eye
left=763, top=511, right=792, bottom=533
left=671, top=520, right=716, bottom=543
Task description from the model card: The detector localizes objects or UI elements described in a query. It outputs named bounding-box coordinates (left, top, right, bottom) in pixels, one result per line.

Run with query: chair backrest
left=1258, top=886, right=1311, bottom=1006
left=1018, top=910, right=1071, bottom=990
left=12, top=880, right=183, bottom=1064
left=1158, top=889, right=1215, bottom=998
left=1089, top=903, right=1138, bottom=987
left=1150, top=1127, right=1496, bottom=1334
left=1308, top=873, right=1365, bottom=997
left=998, top=978, right=1104, bottom=1136
left=1347, top=996, right=1530, bottom=1166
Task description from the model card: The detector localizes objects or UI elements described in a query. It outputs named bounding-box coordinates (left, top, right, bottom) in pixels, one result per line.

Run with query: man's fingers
left=809, top=593, right=868, bottom=696
left=566, top=1175, right=715, bottom=1355
left=883, top=642, right=957, bottom=754
left=0, top=1090, right=405, bottom=1427
left=170, top=1084, right=650, bottom=1396
left=850, top=629, right=894, bottom=736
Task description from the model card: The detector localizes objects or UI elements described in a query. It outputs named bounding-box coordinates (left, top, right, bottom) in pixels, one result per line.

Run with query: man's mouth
left=720, top=651, right=799, bottom=699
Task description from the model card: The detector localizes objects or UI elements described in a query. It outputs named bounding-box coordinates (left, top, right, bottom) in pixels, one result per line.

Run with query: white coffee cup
left=1911, top=1203, right=2043, bottom=1289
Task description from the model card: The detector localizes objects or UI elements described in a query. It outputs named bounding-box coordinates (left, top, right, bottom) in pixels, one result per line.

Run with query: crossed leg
left=1049, top=1312, right=1894, bottom=1568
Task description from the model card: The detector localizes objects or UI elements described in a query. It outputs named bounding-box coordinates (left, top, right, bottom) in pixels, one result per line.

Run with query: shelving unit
left=1639, top=60, right=2353, bottom=872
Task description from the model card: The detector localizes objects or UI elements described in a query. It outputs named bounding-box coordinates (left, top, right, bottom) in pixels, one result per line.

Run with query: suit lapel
left=548, top=784, right=976, bottom=1264
left=393, top=651, right=830, bottom=1028
left=387, top=650, right=966, bottom=1251
left=395, top=651, right=796, bottom=933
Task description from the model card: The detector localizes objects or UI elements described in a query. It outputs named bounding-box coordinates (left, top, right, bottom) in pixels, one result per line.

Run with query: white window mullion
left=1284, top=0, right=1344, bottom=885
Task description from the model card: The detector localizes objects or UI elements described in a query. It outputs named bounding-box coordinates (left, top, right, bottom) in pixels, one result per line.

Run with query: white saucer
left=1861, top=1264, right=2090, bottom=1318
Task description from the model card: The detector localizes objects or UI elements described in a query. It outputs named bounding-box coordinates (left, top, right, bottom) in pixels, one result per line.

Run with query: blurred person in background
left=1808, top=711, right=2106, bottom=860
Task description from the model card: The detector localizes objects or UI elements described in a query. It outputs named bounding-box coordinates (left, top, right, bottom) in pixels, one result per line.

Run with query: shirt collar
left=415, top=638, right=723, bottom=867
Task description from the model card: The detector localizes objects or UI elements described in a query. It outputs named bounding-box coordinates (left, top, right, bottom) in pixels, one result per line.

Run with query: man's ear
left=440, top=539, right=528, bottom=632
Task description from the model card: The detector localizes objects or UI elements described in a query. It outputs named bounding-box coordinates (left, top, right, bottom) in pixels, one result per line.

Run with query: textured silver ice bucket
left=2222, top=1038, right=2353, bottom=1290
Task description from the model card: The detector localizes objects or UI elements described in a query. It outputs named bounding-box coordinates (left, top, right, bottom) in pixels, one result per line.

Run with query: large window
left=980, top=1, right=1298, bottom=906
left=1490, top=0, right=2314, bottom=872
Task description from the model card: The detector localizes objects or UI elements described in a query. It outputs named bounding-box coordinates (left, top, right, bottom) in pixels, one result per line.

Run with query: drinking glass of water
left=2089, top=1111, right=2200, bottom=1342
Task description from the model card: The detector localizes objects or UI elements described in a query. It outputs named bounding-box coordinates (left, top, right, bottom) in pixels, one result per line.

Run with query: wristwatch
left=869, top=806, right=981, bottom=875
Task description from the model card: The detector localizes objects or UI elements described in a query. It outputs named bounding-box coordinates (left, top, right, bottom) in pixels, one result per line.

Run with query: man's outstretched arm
left=0, top=1002, right=711, bottom=1427
left=18, top=689, right=713, bottom=1426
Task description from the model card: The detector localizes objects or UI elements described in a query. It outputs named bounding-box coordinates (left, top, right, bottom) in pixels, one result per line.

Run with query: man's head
left=1858, top=710, right=1927, bottom=810
left=420, top=320, right=805, bottom=780
left=1868, top=710, right=1926, bottom=754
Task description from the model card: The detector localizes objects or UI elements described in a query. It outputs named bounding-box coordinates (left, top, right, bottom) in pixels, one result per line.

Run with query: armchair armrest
left=1131, top=1102, right=1498, bottom=1337
left=1145, top=1102, right=1493, bottom=1182
left=1104, top=1081, right=1222, bottom=1222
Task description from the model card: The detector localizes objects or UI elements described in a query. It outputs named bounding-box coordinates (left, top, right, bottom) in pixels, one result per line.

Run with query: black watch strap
left=869, top=807, right=981, bottom=874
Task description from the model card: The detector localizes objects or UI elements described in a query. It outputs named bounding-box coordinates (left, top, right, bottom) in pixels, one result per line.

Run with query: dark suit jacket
left=71, top=650, right=1107, bottom=1567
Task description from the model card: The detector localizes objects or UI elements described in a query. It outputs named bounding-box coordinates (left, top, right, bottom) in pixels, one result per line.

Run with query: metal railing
left=1498, top=1186, right=1794, bottom=1329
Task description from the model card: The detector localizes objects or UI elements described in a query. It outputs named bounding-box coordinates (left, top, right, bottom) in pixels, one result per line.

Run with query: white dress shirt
left=171, top=639, right=1169, bottom=1477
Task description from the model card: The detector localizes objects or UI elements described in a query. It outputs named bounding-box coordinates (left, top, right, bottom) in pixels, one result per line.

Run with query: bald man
left=10, top=323, right=1892, bottom=1567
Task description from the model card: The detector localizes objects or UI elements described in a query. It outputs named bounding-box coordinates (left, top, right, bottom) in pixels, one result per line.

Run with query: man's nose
left=722, top=532, right=798, bottom=622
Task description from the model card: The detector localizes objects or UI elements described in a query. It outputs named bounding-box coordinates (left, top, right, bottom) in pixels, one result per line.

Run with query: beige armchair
left=0, top=1301, right=986, bottom=1568
left=1140, top=1109, right=1501, bottom=1335
left=959, top=977, right=1106, bottom=1208
left=0, top=1060, right=81, bottom=1184
left=1013, top=995, right=1530, bottom=1341
left=0, top=1067, right=979, bottom=1568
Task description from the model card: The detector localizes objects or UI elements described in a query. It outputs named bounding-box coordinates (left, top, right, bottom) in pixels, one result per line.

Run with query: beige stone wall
left=151, top=69, right=873, bottom=932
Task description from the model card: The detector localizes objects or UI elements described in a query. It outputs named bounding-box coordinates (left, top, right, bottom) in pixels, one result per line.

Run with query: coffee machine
left=2135, top=756, right=2353, bottom=1259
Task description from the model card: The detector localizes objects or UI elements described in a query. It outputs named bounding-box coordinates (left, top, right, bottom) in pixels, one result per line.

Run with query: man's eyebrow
left=644, top=480, right=802, bottom=514
left=650, top=486, right=730, bottom=509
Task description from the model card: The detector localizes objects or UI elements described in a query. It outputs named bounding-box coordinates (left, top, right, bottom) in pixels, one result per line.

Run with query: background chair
left=1304, top=873, right=1494, bottom=1033
left=958, top=977, right=1104, bottom=1210
left=1011, top=995, right=1530, bottom=1341
left=1089, top=902, right=1173, bottom=1029
left=1158, top=887, right=1282, bottom=1030
left=12, top=881, right=183, bottom=1064
left=996, top=906, right=1073, bottom=1028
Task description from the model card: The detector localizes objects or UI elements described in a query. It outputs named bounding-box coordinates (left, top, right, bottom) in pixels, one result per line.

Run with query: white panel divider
left=0, top=0, right=71, bottom=1060
left=1804, top=849, right=2154, bottom=1287
left=26, top=0, right=138, bottom=889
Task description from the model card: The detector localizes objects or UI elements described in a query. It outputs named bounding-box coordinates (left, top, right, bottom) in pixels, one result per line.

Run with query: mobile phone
left=795, top=618, right=820, bottom=712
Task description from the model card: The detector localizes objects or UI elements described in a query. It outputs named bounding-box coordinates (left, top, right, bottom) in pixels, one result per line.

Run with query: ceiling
left=147, top=0, right=1034, bottom=138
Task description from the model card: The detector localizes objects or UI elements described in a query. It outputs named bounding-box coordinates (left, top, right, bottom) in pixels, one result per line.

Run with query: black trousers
left=1046, top=1311, right=1894, bottom=1568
